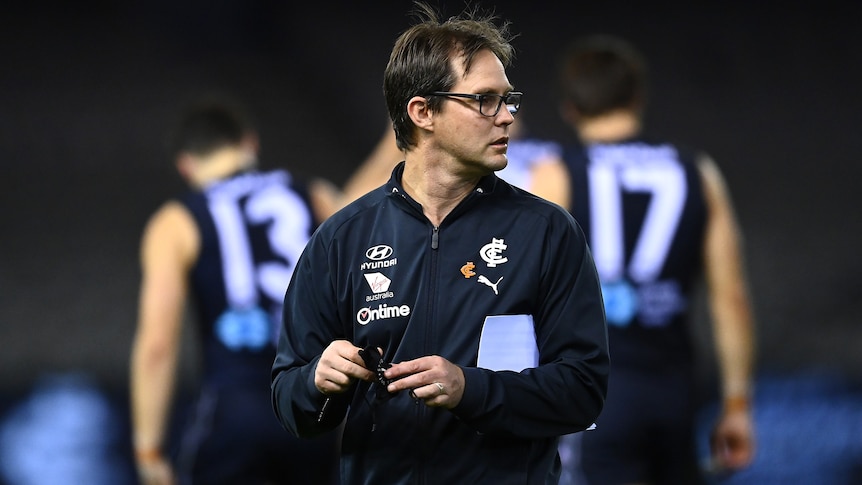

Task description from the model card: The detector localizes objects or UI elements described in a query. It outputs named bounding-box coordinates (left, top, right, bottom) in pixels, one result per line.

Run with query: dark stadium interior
left=1, top=2, right=861, bottom=483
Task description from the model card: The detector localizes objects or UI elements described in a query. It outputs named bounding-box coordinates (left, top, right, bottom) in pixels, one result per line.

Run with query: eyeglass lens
left=481, top=93, right=521, bottom=116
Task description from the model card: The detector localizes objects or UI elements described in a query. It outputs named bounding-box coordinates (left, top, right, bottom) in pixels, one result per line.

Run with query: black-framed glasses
left=427, top=91, right=522, bottom=116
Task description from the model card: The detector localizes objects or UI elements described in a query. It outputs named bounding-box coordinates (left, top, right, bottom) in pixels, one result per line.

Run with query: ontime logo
left=356, top=303, right=411, bottom=325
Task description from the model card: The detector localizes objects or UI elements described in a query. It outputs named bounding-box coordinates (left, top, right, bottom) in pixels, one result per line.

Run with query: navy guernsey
left=563, top=138, right=708, bottom=371
left=180, top=169, right=316, bottom=389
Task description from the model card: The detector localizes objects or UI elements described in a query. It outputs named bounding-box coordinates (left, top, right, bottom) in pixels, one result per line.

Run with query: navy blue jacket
left=271, top=162, right=609, bottom=484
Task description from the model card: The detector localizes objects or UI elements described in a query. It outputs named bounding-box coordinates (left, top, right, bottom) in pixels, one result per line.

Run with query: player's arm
left=698, top=155, right=756, bottom=470
left=527, top=155, right=571, bottom=210
left=339, top=123, right=402, bottom=206
left=308, top=124, right=402, bottom=223
left=130, top=201, right=199, bottom=484
left=308, top=177, right=343, bottom=224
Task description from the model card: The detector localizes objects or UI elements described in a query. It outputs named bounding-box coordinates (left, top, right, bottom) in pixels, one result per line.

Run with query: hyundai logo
left=365, top=245, right=394, bottom=260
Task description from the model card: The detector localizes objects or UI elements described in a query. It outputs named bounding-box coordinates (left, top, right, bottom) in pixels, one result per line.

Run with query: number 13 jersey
left=179, top=169, right=316, bottom=388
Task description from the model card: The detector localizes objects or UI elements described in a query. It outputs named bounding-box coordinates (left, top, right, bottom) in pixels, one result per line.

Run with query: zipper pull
left=317, top=397, right=330, bottom=423
left=432, top=226, right=439, bottom=250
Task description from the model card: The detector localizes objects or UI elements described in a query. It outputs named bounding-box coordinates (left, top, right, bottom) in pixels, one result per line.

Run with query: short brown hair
left=384, top=1, right=516, bottom=151
left=557, top=34, right=647, bottom=118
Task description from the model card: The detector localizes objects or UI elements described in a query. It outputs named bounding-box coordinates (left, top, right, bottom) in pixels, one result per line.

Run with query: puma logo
left=477, top=275, right=503, bottom=295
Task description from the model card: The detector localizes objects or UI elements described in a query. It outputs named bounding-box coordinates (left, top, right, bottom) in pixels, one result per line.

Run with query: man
left=556, top=35, right=757, bottom=484
left=130, top=95, right=340, bottom=484
left=270, top=3, right=609, bottom=485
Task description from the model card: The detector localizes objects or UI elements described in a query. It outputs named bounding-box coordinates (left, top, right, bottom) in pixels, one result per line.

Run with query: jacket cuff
left=304, top=355, right=329, bottom=407
left=451, top=366, right=487, bottom=419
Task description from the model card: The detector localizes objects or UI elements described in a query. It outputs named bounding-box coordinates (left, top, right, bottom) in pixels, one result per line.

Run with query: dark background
left=1, top=0, right=861, bottom=443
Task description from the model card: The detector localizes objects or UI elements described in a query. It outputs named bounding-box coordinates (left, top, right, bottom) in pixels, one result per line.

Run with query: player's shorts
left=577, top=366, right=702, bottom=485
left=175, top=385, right=340, bottom=485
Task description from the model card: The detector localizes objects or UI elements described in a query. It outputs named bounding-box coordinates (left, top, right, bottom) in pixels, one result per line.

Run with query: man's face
left=432, top=48, right=516, bottom=177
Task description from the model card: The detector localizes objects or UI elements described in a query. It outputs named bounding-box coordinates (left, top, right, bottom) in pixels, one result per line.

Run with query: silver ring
left=435, top=382, right=445, bottom=395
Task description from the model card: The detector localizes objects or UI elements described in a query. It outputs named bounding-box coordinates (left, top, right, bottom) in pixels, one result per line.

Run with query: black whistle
left=359, top=346, right=397, bottom=400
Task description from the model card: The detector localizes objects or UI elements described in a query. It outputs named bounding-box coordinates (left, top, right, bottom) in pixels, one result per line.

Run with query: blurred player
left=555, top=34, right=757, bottom=484
left=130, top=94, right=340, bottom=485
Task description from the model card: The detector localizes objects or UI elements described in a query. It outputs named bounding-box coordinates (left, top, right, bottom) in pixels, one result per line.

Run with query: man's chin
left=490, top=155, right=509, bottom=171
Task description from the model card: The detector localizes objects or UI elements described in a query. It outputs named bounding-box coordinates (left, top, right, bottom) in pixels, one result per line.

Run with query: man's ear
left=175, top=153, right=196, bottom=182
left=406, top=95, right=434, bottom=131
left=559, top=100, right=581, bottom=126
left=240, top=133, right=260, bottom=155
left=239, top=133, right=260, bottom=168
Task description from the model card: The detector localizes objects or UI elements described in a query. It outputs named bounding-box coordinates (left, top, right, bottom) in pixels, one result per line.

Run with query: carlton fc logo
left=366, top=245, right=393, bottom=260
left=480, top=238, right=508, bottom=267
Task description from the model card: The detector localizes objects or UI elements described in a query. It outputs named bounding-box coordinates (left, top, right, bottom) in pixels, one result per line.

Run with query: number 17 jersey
left=563, top=139, right=707, bottom=370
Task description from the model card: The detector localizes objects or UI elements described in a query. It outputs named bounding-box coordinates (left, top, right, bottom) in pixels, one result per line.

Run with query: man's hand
left=384, top=355, right=465, bottom=408
left=314, top=340, right=376, bottom=395
left=710, top=406, right=755, bottom=472
left=135, top=451, right=175, bottom=485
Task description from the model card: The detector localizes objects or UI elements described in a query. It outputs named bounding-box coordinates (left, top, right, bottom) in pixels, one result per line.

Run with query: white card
left=477, top=314, right=539, bottom=372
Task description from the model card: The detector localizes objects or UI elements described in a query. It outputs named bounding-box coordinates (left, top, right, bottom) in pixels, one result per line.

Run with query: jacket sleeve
left=271, top=232, right=351, bottom=437
left=452, top=211, right=610, bottom=438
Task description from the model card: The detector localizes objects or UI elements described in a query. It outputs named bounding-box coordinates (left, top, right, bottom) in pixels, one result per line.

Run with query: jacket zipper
left=418, top=225, right=441, bottom=484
